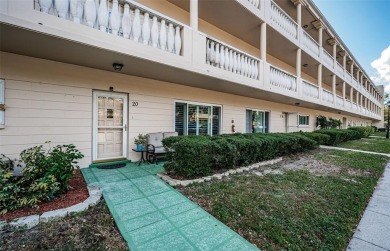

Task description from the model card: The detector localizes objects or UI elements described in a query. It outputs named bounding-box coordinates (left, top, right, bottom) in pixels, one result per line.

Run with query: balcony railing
left=34, top=0, right=183, bottom=55
left=323, top=49, right=334, bottom=69
left=206, top=38, right=260, bottom=80
left=336, top=95, right=344, bottom=106
left=352, top=78, right=358, bottom=88
left=336, top=62, right=344, bottom=76
left=302, top=31, right=319, bottom=57
left=246, top=0, right=260, bottom=10
left=270, top=1, right=298, bottom=40
left=302, top=80, right=319, bottom=99
left=346, top=72, right=352, bottom=83
left=346, top=100, right=352, bottom=109
left=270, top=66, right=297, bottom=91
left=352, top=103, right=358, bottom=110
left=322, top=89, right=334, bottom=103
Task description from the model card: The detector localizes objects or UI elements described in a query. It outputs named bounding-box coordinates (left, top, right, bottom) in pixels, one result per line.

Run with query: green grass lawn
left=373, top=131, right=387, bottom=137
left=337, top=137, right=390, bottom=154
left=179, top=150, right=389, bottom=251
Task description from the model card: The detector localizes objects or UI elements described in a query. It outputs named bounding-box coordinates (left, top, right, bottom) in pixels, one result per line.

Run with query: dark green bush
left=0, top=144, right=84, bottom=214
left=314, top=129, right=361, bottom=145
left=298, top=132, right=331, bottom=145
left=348, top=126, right=375, bottom=138
left=163, top=133, right=317, bottom=178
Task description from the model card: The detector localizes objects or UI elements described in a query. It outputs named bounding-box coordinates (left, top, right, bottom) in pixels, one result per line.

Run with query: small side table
left=132, top=149, right=151, bottom=166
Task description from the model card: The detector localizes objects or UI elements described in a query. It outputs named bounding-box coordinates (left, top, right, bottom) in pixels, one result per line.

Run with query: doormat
left=96, top=163, right=126, bottom=169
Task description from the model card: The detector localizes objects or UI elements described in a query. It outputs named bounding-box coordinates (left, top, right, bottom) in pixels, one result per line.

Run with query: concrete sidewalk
left=347, top=162, right=390, bottom=251
left=81, top=162, right=258, bottom=251
left=320, top=145, right=390, bottom=157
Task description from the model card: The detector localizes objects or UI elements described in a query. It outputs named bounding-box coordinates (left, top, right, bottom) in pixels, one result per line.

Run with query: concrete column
left=260, top=22, right=267, bottom=61
left=342, top=54, right=347, bottom=69
left=296, top=48, right=301, bottom=78
left=350, top=62, right=354, bottom=75
left=350, top=88, right=354, bottom=104
left=318, top=28, right=323, bottom=48
left=190, top=0, right=198, bottom=31
left=342, top=82, right=346, bottom=101
left=332, top=74, right=336, bottom=104
left=356, top=70, right=360, bottom=86
left=297, top=3, right=302, bottom=26
left=318, top=64, right=322, bottom=100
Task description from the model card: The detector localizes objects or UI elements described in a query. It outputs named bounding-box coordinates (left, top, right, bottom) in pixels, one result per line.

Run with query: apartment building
left=0, top=0, right=384, bottom=167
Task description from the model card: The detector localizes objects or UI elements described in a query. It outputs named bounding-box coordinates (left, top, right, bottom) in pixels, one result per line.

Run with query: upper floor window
left=175, top=101, right=221, bottom=136
left=299, top=115, right=309, bottom=126
left=246, top=109, right=269, bottom=133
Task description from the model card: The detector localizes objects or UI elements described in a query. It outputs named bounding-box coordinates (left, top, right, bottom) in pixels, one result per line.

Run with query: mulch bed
left=0, top=170, right=89, bottom=222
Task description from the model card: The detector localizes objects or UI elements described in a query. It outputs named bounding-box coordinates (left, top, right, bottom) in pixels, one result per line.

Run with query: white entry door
left=93, top=91, right=128, bottom=161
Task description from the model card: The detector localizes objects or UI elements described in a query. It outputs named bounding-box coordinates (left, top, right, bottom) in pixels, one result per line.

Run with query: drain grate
left=96, top=163, right=126, bottom=169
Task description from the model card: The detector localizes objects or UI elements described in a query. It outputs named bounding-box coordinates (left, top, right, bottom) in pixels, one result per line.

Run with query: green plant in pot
left=134, top=134, right=148, bottom=151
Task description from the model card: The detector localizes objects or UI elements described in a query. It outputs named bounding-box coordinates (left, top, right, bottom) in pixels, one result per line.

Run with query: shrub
left=348, top=126, right=375, bottom=138
left=163, top=133, right=317, bottom=179
left=299, top=132, right=331, bottom=145
left=0, top=144, right=84, bottom=214
left=314, top=129, right=361, bottom=145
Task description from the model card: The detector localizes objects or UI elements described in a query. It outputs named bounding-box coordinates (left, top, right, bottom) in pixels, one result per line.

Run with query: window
left=246, top=109, right=269, bottom=133
left=299, top=115, right=309, bottom=126
left=175, top=102, right=221, bottom=136
left=0, top=79, right=4, bottom=128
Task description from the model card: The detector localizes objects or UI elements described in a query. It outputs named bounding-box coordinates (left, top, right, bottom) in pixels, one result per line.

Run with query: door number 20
left=132, top=102, right=138, bottom=106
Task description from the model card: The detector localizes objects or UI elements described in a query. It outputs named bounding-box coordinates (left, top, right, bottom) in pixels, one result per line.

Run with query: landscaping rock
left=254, top=172, right=263, bottom=177
left=204, top=176, right=213, bottom=181
left=87, top=185, right=100, bottom=196
left=214, top=174, right=224, bottom=179
left=9, top=215, right=39, bottom=229
left=40, top=209, right=68, bottom=223
left=85, top=195, right=101, bottom=206
left=67, top=201, right=90, bottom=214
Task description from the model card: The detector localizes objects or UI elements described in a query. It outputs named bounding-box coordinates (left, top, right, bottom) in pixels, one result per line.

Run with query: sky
left=311, top=0, right=390, bottom=93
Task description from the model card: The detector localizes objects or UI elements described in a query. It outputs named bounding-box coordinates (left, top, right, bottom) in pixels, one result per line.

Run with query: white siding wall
left=0, top=52, right=373, bottom=167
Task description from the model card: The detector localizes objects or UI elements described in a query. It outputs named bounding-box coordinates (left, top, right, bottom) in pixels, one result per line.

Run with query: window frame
left=174, top=100, right=222, bottom=136
left=245, top=108, right=270, bottom=133
left=298, top=114, right=310, bottom=126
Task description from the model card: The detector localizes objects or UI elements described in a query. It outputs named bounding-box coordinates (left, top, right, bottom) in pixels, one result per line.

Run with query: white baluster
left=224, top=47, right=229, bottom=70
left=122, top=4, right=132, bottom=39
left=220, top=46, right=225, bottom=69
left=97, top=0, right=108, bottom=31
left=241, top=55, right=245, bottom=75
left=142, top=12, right=151, bottom=45
left=55, top=0, right=69, bottom=19
left=210, top=42, right=216, bottom=65
left=233, top=52, right=237, bottom=73
left=167, top=23, right=175, bottom=53
left=237, top=54, right=241, bottom=74
left=110, top=0, right=120, bottom=36
left=229, top=50, right=233, bottom=72
left=255, top=0, right=260, bottom=8
left=215, top=43, right=220, bottom=67
left=39, top=0, right=53, bottom=13
left=248, top=59, right=253, bottom=78
left=70, top=0, right=83, bottom=23
left=174, top=26, right=181, bottom=55
left=159, top=20, right=167, bottom=50
left=84, top=0, right=97, bottom=28
left=132, top=9, right=142, bottom=42
left=254, top=61, right=259, bottom=79
left=151, top=16, right=159, bottom=48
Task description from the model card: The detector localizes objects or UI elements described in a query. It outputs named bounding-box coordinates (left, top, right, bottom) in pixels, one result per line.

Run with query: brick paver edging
left=158, top=157, right=283, bottom=187
left=0, top=185, right=102, bottom=231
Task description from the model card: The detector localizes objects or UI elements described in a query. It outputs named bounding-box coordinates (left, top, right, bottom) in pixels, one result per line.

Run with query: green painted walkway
left=81, top=162, right=259, bottom=251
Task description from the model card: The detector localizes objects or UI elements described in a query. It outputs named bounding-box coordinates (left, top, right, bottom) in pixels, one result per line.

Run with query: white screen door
left=93, top=91, right=128, bottom=161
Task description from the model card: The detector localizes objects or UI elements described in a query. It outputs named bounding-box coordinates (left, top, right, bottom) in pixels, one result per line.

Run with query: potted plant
left=134, top=134, right=148, bottom=151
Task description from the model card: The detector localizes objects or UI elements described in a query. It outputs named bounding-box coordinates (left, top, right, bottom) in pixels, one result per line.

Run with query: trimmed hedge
left=298, top=132, right=331, bottom=145
left=348, top=126, right=375, bottom=138
left=162, top=133, right=317, bottom=178
left=315, top=126, right=375, bottom=145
